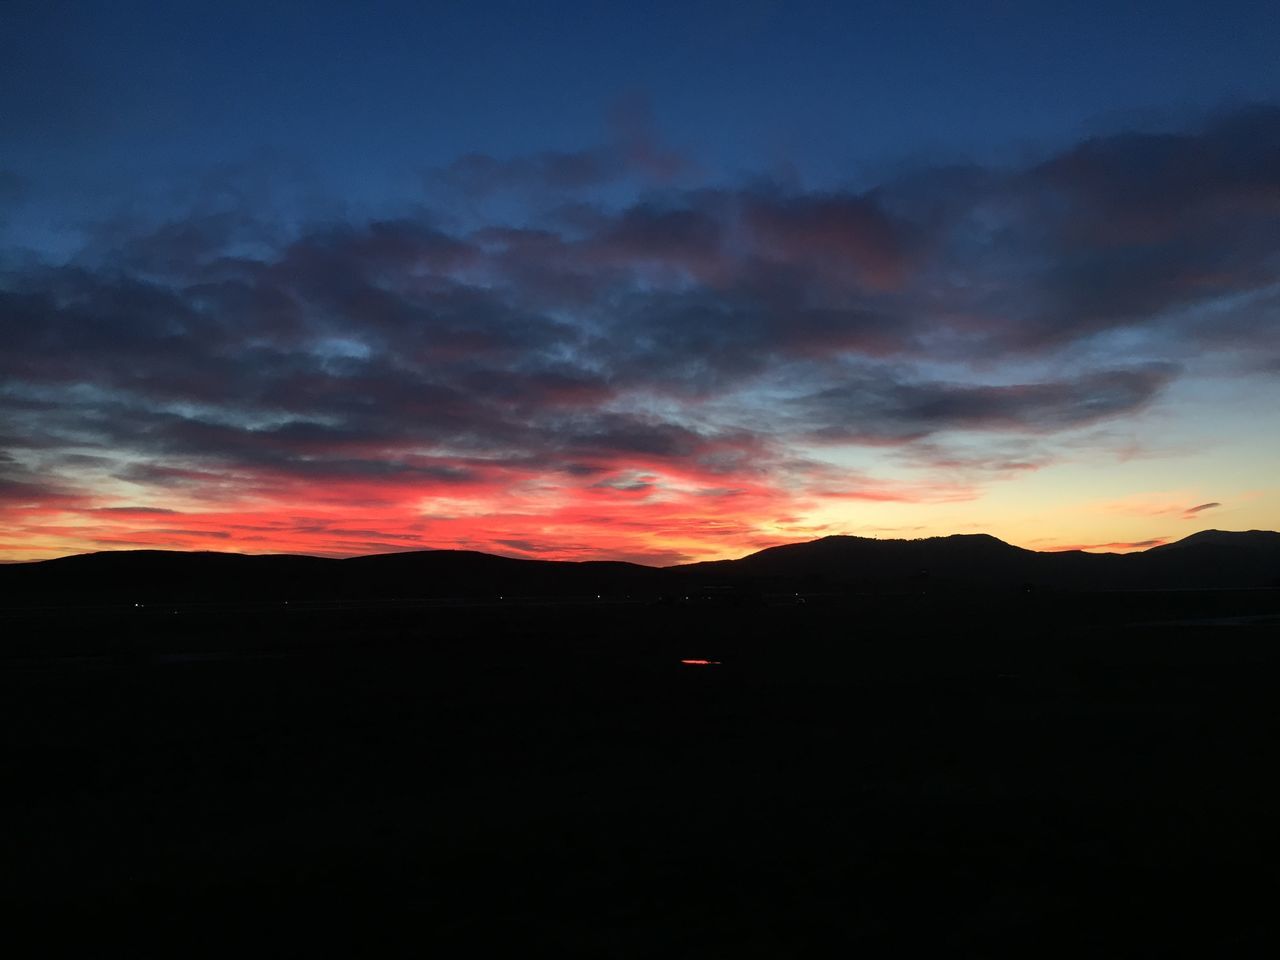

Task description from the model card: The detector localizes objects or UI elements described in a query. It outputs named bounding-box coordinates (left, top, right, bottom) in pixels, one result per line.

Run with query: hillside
left=2, top=529, right=1278, bottom=605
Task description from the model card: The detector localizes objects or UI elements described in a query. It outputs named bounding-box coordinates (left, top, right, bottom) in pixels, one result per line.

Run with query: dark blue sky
left=5, top=0, right=1279, bottom=218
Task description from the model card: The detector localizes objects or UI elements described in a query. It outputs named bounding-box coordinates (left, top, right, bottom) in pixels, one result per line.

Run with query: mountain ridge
left=11, top=528, right=1264, bottom=569
left=2, top=529, right=1277, bottom=603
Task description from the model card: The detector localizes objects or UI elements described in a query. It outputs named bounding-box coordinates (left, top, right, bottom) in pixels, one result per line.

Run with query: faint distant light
left=680, top=659, right=721, bottom=666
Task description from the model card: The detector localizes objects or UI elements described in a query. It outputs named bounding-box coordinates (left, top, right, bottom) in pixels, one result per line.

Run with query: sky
left=2, top=0, right=1278, bottom=563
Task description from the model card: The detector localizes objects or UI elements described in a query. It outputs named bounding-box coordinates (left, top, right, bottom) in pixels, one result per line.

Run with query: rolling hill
left=2, top=529, right=1278, bottom=605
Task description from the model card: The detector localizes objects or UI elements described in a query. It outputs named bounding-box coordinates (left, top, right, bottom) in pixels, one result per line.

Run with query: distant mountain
left=1147, top=529, right=1280, bottom=551
left=2, top=530, right=1277, bottom=605
left=1116, top=529, right=1280, bottom=591
left=341, top=549, right=662, bottom=598
left=0, top=547, right=662, bottom=604
left=671, top=530, right=1280, bottom=592
left=676, top=534, right=1037, bottom=586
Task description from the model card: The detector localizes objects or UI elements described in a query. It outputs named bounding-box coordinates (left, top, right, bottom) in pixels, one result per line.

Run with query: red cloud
left=0, top=448, right=955, bottom=563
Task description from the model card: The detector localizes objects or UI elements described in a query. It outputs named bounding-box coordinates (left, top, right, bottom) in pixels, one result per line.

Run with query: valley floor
left=3, top=596, right=1277, bottom=955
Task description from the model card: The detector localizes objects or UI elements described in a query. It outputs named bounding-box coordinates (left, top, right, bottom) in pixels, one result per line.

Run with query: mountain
left=675, top=533, right=1037, bottom=587
left=672, top=530, right=1280, bottom=592
left=1146, top=529, right=1280, bottom=551
left=1119, top=529, right=1280, bottom=590
left=0, top=547, right=663, bottom=604
left=1, top=530, right=1277, bottom=605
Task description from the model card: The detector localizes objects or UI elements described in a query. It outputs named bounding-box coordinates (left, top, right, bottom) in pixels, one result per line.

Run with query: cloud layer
left=2, top=107, right=1278, bottom=560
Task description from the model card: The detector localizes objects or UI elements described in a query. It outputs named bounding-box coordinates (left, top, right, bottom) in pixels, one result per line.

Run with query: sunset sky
left=2, top=0, right=1278, bottom=563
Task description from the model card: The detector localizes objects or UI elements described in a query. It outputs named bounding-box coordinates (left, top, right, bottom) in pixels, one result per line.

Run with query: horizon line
left=4, top=528, right=1270, bottom=568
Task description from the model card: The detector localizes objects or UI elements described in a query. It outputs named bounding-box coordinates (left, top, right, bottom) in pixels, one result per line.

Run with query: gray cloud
left=796, top=366, right=1178, bottom=444
left=1183, top=501, right=1222, bottom=518
left=2, top=106, right=1277, bottom=503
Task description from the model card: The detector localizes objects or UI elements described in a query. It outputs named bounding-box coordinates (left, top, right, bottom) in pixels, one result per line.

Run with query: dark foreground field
left=3, top=593, right=1278, bottom=955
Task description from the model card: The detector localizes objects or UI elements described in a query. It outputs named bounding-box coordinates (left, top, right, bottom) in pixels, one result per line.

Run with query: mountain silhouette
left=2, top=529, right=1277, bottom=605
left=1146, top=529, right=1280, bottom=551
left=677, top=533, right=1035, bottom=585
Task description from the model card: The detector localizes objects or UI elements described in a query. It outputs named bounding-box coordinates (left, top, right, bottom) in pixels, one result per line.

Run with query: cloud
left=1100, top=496, right=1228, bottom=521
left=740, top=190, right=913, bottom=293
left=795, top=366, right=1176, bottom=443
left=91, top=506, right=181, bottom=515
left=2, top=106, right=1278, bottom=559
left=1183, top=501, right=1221, bottom=518
left=1048, top=538, right=1170, bottom=552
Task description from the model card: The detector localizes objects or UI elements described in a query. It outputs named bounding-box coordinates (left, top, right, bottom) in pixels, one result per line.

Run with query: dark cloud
left=896, top=439, right=1055, bottom=476
left=740, top=190, right=913, bottom=292
left=2, top=106, right=1277, bottom=511
left=0, top=460, right=84, bottom=509
left=1183, top=501, right=1222, bottom=518
left=1036, top=106, right=1280, bottom=235
left=797, top=366, right=1177, bottom=443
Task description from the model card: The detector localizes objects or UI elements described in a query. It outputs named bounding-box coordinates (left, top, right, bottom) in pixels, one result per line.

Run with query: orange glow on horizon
left=0, top=450, right=986, bottom=563
left=2, top=450, right=1276, bottom=564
